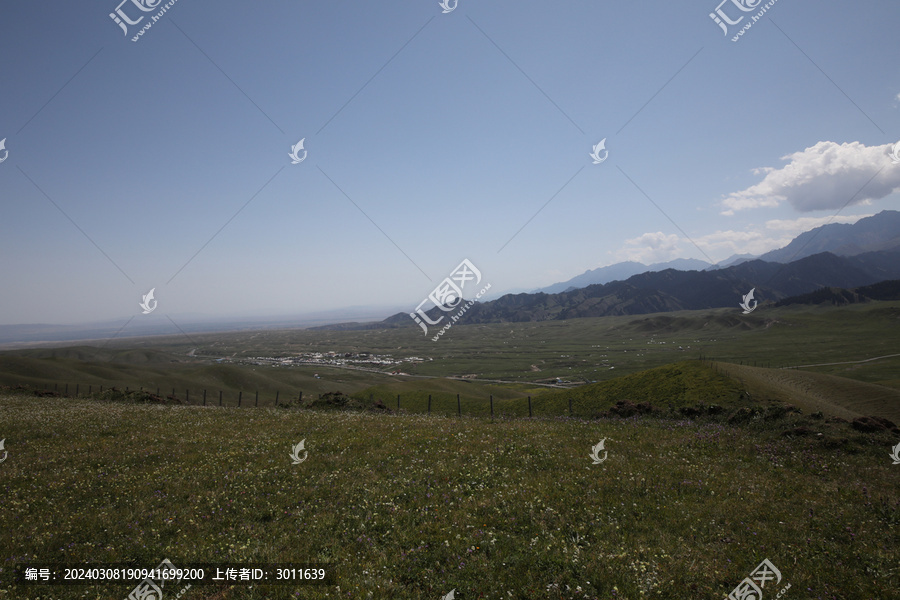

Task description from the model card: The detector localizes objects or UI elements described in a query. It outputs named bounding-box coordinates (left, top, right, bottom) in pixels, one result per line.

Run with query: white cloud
left=612, top=213, right=875, bottom=266
left=693, top=229, right=782, bottom=258
left=613, top=231, right=682, bottom=264
left=720, top=141, right=900, bottom=215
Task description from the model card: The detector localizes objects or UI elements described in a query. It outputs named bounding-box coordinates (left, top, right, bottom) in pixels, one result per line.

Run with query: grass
left=1, top=391, right=898, bottom=600
left=2, top=302, right=898, bottom=397
left=350, top=359, right=900, bottom=426
left=529, top=362, right=744, bottom=417
left=713, top=363, right=900, bottom=424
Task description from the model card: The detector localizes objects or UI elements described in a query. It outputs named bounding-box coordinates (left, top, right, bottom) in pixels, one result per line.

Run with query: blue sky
left=1, top=0, right=899, bottom=326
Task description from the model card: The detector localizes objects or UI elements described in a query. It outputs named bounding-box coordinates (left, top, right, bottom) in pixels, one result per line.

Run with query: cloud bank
left=613, top=232, right=681, bottom=264
left=721, top=141, right=900, bottom=215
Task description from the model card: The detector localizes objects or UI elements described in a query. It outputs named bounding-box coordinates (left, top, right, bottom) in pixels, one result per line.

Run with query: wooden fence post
left=186, top=389, right=189, bottom=404
left=89, top=385, right=92, bottom=395
left=75, top=384, right=79, bottom=397
left=219, top=390, right=223, bottom=406
left=397, top=394, right=400, bottom=410
left=255, top=390, right=259, bottom=407
left=428, top=394, right=431, bottom=414
left=528, top=396, right=532, bottom=417
left=275, top=391, right=279, bottom=407
left=457, top=394, right=461, bottom=417
left=203, top=389, right=207, bottom=406
left=569, top=398, right=572, bottom=416
left=298, top=391, right=303, bottom=405
left=490, top=394, right=493, bottom=418
left=238, top=391, right=242, bottom=407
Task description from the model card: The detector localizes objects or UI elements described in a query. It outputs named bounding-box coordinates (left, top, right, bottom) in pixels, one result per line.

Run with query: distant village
left=215, top=351, right=430, bottom=375
left=211, top=352, right=578, bottom=387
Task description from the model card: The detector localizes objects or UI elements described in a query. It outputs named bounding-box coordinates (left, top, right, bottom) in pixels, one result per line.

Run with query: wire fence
left=3, top=358, right=804, bottom=420
left=1, top=381, right=555, bottom=419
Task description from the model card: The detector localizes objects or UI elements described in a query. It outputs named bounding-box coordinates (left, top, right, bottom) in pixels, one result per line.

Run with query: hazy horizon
left=3, top=1, right=900, bottom=328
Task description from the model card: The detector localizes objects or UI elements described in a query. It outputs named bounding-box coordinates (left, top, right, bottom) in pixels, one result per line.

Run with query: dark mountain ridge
left=320, top=248, right=900, bottom=330
left=758, top=210, right=900, bottom=263
left=532, top=210, right=900, bottom=295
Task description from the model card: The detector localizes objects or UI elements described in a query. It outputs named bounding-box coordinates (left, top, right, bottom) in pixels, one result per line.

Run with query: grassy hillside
left=3, top=349, right=897, bottom=427
left=2, top=302, right=898, bottom=392
left=530, top=360, right=900, bottom=425
left=714, top=362, right=900, bottom=423
left=0, top=393, right=897, bottom=599
left=530, top=361, right=744, bottom=417
left=0, top=348, right=419, bottom=404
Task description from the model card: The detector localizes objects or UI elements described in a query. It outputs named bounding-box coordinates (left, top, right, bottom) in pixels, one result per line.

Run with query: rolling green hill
left=714, top=362, right=900, bottom=423
left=529, top=360, right=900, bottom=425
left=530, top=361, right=744, bottom=417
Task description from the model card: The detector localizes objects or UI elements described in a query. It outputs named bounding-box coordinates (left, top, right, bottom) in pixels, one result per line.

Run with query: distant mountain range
left=447, top=250, right=900, bottom=324
left=535, top=210, right=900, bottom=293
left=758, top=210, right=900, bottom=263
left=322, top=247, right=900, bottom=331
left=535, top=258, right=712, bottom=294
